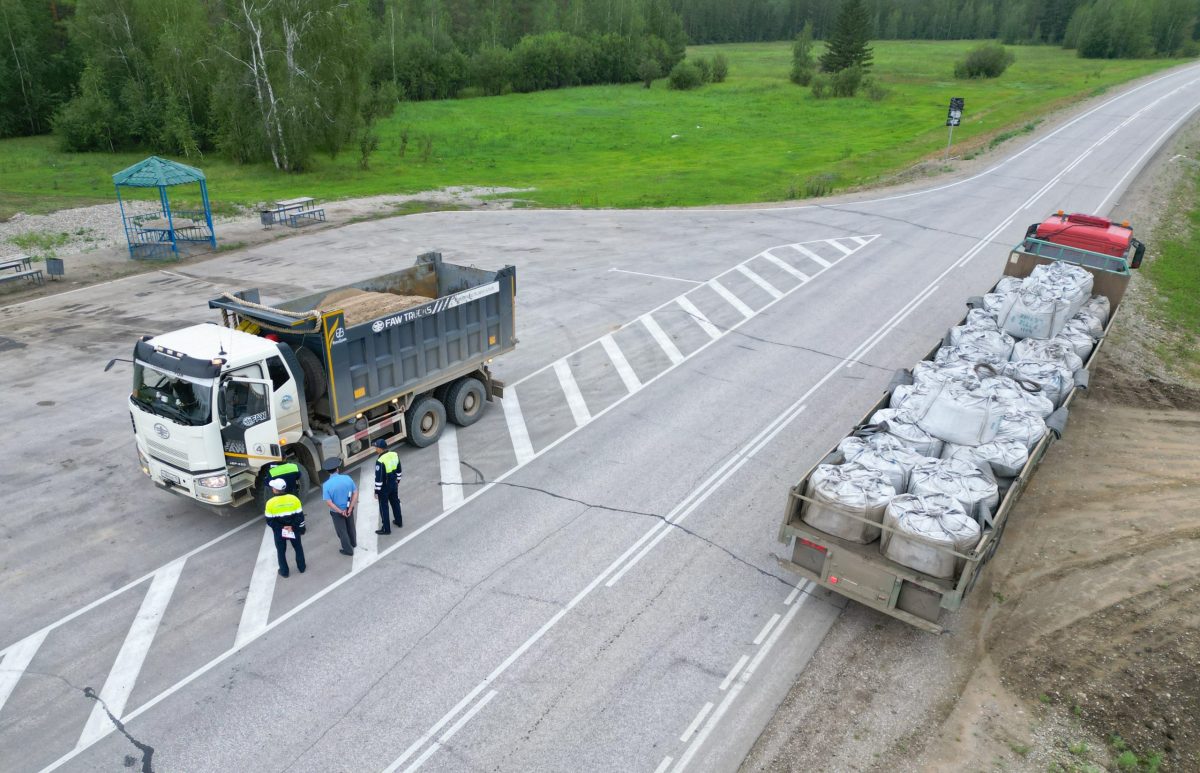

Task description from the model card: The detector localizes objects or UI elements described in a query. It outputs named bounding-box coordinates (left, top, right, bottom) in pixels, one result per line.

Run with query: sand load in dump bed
left=316, top=288, right=433, bottom=327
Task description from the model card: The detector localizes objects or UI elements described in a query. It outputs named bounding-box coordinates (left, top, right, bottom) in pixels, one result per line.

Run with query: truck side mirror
left=218, top=383, right=230, bottom=426
left=1130, top=239, right=1145, bottom=270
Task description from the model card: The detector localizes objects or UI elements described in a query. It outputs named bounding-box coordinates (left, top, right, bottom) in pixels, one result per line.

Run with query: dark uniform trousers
left=329, top=509, right=358, bottom=553
left=268, top=517, right=306, bottom=575
left=378, top=484, right=402, bottom=531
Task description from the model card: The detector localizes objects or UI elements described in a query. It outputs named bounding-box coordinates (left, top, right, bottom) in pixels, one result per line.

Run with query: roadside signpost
left=946, top=97, right=964, bottom=159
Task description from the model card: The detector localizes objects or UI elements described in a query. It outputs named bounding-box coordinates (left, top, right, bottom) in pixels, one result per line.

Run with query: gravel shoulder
left=740, top=95, right=1200, bottom=773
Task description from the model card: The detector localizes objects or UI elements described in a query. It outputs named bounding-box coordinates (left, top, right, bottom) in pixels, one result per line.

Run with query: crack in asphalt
left=453, top=461, right=815, bottom=597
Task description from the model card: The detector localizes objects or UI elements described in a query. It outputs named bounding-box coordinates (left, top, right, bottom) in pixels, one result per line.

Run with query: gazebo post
left=160, top=184, right=177, bottom=257
left=200, top=179, right=216, bottom=250
left=115, top=185, right=134, bottom=259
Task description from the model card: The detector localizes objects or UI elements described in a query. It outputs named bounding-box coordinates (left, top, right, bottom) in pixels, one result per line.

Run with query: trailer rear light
left=799, top=538, right=827, bottom=553
left=829, top=575, right=839, bottom=584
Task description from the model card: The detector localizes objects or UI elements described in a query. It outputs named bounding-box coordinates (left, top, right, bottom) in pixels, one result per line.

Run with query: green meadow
left=0, top=40, right=1187, bottom=219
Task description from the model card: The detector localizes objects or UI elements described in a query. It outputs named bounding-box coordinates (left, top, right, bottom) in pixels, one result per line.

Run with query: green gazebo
left=114, top=156, right=217, bottom=260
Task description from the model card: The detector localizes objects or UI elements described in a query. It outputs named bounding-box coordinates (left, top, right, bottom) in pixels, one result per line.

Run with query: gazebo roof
left=112, top=156, right=206, bottom=188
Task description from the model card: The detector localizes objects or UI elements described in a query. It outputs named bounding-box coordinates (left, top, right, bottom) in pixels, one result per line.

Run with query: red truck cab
left=1025, top=211, right=1144, bottom=269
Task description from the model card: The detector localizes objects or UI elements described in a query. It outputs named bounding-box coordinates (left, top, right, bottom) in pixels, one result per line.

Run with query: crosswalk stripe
left=760, top=251, right=810, bottom=281
left=790, top=243, right=832, bottom=267
left=0, top=630, right=47, bottom=715
left=825, top=239, right=854, bottom=255
left=354, top=461, right=378, bottom=572
left=77, top=559, right=185, bottom=749
left=675, top=296, right=722, bottom=340
left=735, top=265, right=783, bottom=299
left=501, top=390, right=536, bottom=465
left=708, top=279, right=755, bottom=318
left=599, top=334, right=642, bottom=394
left=640, top=315, right=685, bottom=365
left=236, top=528, right=278, bottom=648
left=553, top=360, right=592, bottom=427
left=439, top=426, right=465, bottom=510
left=851, top=236, right=869, bottom=246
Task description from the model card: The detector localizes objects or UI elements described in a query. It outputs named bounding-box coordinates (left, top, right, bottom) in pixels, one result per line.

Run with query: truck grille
left=146, top=439, right=189, bottom=468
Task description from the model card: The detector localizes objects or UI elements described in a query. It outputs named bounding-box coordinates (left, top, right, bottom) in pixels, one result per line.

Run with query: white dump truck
left=117, top=253, right=517, bottom=507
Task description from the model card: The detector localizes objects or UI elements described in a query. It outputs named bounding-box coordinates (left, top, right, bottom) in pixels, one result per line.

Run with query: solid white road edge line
left=680, top=702, right=715, bottom=743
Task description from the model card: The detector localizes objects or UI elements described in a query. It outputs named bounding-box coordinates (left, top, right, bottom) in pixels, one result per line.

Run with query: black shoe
left=278, top=569, right=289, bottom=578
left=375, top=529, right=391, bottom=535
left=298, top=565, right=306, bottom=573
left=339, top=549, right=354, bottom=556
left=393, top=520, right=403, bottom=527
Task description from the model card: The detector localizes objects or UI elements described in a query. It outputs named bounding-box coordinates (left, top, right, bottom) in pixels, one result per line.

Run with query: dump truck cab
left=130, top=325, right=305, bottom=506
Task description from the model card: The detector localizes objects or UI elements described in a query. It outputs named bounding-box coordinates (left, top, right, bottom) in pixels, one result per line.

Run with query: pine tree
left=819, top=0, right=873, bottom=73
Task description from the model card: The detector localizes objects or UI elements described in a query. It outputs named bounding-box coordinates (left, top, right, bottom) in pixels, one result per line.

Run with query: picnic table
left=0, top=254, right=43, bottom=287
left=259, top=197, right=326, bottom=228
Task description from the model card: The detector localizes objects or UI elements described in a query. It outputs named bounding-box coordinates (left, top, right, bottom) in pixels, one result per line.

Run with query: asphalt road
left=2, top=62, right=1199, bottom=773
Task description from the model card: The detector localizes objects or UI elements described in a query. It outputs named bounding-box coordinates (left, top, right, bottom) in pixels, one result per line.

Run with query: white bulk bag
left=802, top=463, right=896, bottom=544
left=912, top=379, right=1003, bottom=447
left=870, top=408, right=945, bottom=458
left=982, top=292, right=1014, bottom=315
left=1069, top=309, right=1104, bottom=340
left=978, top=374, right=1055, bottom=418
left=998, top=284, right=1076, bottom=340
left=992, top=409, right=1047, bottom=450
left=943, top=438, right=1030, bottom=479
left=912, top=360, right=974, bottom=386
left=966, top=308, right=1000, bottom=329
left=1055, top=318, right=1097, bottom=361
left=934, top=344, right=1008, bottom=372
left=839, top=434, right=931, bottom=492
left=1011, top=337, right=1084, bottom=372
left=994, top=276, right=1024, bottom=294
left=1082, top=295, right=1110, bottom=326
left=880, top=494, right=981, bottom=579
left=948, top=325, right=1016, bottom=360
left=908, top=457, right=1000, bottom=524
left=1003, top=359, right=1074, bottom=408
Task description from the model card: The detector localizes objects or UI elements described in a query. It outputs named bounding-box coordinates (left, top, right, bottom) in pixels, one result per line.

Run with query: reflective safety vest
left=269, top=462, right=300, bottom=478
left=265, top=493, right=303, bottom=518
left=379, top=451, right=400, bottom=474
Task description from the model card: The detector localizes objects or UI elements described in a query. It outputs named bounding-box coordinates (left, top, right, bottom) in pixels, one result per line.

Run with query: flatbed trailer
left=776, top=238, right=1133, bottom=632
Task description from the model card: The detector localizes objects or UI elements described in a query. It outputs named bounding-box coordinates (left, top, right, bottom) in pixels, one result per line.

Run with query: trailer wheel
left=406, top=396, right=446, bottom=448
left=294, top=347, right=327, bottom=402
left=445, top=377, right=486, bottom=427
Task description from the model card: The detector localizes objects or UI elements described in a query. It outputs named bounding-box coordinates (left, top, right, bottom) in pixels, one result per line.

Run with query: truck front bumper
left=140, top=449, right=235, bottom=505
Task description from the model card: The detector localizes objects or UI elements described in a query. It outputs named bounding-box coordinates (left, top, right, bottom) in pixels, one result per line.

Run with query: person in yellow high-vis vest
left=372, top=438, right=403, bottom=535
left=264, top=478, right=307, bottom=577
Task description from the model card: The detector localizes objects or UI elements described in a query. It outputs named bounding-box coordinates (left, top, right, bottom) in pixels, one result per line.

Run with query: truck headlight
left=137, top=447, right=150, bottom=476
left=196, top=473, right=229, bottom=489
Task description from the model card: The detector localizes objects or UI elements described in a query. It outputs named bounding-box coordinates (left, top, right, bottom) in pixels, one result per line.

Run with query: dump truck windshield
left=133, top=362, right=214, bottom=426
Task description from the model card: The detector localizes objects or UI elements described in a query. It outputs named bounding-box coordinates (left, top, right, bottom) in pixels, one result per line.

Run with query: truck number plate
left=160, top=470, right=182, bottom=485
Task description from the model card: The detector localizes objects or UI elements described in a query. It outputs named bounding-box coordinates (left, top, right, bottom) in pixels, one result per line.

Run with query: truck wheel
left=251, top=462, right=310, bottom=511
left=294, top=346, right=327, bottom=402
left=445, top=377, right=486, bottom=427
left=406, top=396, right=446, bottom=448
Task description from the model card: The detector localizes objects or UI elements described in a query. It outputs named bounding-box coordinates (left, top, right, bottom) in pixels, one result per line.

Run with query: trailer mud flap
left=825, top=552, right=901, bottom=608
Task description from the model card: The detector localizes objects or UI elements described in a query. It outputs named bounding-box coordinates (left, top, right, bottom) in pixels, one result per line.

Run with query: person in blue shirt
left=321, top=457, right=358, bottom=556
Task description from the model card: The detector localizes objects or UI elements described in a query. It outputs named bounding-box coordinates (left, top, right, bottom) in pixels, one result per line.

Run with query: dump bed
left=210, top=252, right=516, bottom=424
left=777, top=249, right=1130, bottom=632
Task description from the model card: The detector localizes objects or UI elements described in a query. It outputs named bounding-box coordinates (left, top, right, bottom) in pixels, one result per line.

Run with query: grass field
left=0, top=41, right=1188, bottom=218
left=1146, top=156, right=1200, bottom=376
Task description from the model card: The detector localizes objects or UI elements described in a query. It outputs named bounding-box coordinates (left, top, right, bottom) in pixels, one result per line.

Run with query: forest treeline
left=1, top=0, right=1197, bottom=169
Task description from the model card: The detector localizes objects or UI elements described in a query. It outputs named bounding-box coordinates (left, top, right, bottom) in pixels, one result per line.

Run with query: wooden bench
left=260, top=197, right=325, bottom=228
left=0, top=268, right=44, bottom=287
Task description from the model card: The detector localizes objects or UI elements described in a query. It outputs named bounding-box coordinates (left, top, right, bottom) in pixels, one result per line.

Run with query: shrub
left=810, top=73, right=830, bottom=98
left=470, top=45, right=515, bottom=96
left=668, top=61, right=703, bottom=91
left=711, top=53, right=729, bottom=83
left=831, top=65, right=864, bottom=97
left=954, top=42, right=1015, bottom=79
left=637, top=58, right=662, bottom=88
left=863, top=78, right=889, bottom=101
left=694, top=57, right=712, bottom=83
left=790, top=23, right=816, bottom=86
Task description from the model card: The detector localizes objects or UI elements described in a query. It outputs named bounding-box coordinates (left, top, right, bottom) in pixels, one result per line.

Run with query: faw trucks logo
left=359, top=282, right=501, bottom=337
left=241, top=411, right=269, bottom=428
left=154, top=423, right=170, bottom=439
